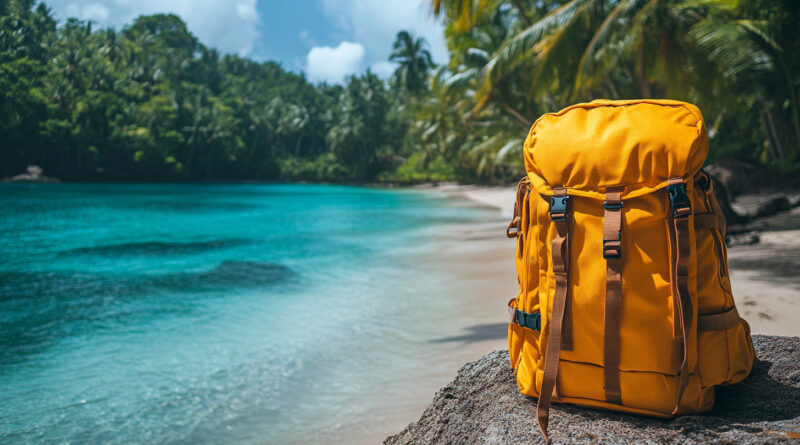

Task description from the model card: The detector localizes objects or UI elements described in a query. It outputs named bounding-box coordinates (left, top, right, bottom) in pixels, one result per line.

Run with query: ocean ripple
left=58, top=239, right=251, bottom=257
left=0, top=261, right=295, bottom=362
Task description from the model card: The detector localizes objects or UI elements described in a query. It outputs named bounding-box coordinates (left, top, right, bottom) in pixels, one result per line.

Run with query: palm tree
left=431, top=0, right=798, bottom=161
left=389, top=30, right=436, bottom=94
left=430, top=0, right=532, bottom=31
left=416, top=68, right=467, bottom=162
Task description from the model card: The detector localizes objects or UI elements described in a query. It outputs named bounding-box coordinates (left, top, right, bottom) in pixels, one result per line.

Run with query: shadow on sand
left=430, top=323, right=507, bottom=344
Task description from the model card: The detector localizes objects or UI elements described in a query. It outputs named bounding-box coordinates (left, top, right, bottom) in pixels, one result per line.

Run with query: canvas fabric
left=506, top=99, right=756, bottom=443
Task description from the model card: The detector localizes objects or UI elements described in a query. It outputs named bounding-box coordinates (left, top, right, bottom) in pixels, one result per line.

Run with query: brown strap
left=552, top=186, right=571, bottom=351
left=506, top=177, right=529, bottom=238
left=602, top=187, right=624, bottom=404
left=694, top=213, right=718, bottom=230
left=668, top=178, right=693, bottom=416
left=699, top=307, right=740, bottom=332
left=537, top=187, right=571, bottom=444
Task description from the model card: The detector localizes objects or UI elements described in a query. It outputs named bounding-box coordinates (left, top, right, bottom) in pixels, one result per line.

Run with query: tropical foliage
left=0, top=0, right=399, bottom=181
left=1, top=0, right=798, bottom=183
left=422, top=0, right=800, bottom=180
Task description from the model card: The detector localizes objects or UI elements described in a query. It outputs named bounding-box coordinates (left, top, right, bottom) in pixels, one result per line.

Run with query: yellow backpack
left=506, top=99, right=756, bottom=443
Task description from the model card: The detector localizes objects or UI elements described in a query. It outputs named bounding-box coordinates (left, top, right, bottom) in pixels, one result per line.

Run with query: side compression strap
left=698, top=306, right=740, bottom=332
left=602, top=187, right=624, bottom=404
left=507, top=177, right=530, bottom=238
left=537, top=187, right=571, bottom=445
left=667, top=178, right=693, bottom=415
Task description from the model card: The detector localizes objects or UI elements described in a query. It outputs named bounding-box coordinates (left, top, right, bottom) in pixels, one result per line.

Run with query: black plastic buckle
left=603, top=238, right=621, bottom=259
left=550, top=195, right=569, bottom=221
left=667, top=182, right=692, bottom=219
left=603, top=201, right=623, bottom=210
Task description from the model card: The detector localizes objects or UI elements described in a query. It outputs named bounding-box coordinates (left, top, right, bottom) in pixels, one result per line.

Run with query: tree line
left=1, top=0, right=798, bottom=183
left=1, top=0, right=407, bottom=181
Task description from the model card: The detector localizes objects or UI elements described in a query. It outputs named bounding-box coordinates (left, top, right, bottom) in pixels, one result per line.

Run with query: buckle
left=667, top=182, right=692, bottom=219
left=518, top=310, right=528, bottom=327
left=603, top=201, right=623, bottom=210
left=603, top=238, right=621, bottom=258
left=516, top=310, right=541, bottom=330
left=550, top=195, right=569, bottom=221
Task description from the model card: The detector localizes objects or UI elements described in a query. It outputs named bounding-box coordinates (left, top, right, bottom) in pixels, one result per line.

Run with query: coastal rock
left=385, top=335, right=800, bottom=444
left=754, top=196, right=793, bottom=219
left=702, top=162, right=747, bottom=225
left=705, top=160, right=774, bottom=198
left=3, top=165, right=60, bottom=183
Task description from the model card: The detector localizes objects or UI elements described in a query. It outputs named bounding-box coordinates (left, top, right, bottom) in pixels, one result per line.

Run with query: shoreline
left=337, top=186, right=519, bottom=445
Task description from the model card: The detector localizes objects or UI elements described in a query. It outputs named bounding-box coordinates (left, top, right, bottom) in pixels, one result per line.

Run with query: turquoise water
left=0, top=183, right=491, bottom=444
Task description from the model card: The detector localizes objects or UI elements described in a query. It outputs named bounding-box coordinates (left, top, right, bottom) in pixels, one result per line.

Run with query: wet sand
left=316, top=191, right=520, bottom=445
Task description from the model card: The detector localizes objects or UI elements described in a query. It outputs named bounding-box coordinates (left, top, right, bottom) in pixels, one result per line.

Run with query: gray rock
left=704, top=160, right=777, bottom=198
left=704, top=167, right=748, bottom=226
left=726, top=231, right=760, bottom=247
left=386, top=335, right=800, bottom=444
left=3, top=165, right=59, bottom=183
left=754, top=196, right=793, bottom=219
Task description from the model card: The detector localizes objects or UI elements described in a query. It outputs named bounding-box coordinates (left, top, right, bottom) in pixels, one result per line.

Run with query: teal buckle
left=515, top=309, right=541, bottom=331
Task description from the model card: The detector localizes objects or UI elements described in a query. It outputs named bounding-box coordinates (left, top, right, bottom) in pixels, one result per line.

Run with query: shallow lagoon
left=0, top=183, right=495, bottom=444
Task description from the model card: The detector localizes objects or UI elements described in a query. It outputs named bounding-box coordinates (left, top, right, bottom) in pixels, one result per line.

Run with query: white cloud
left=320, top=0, right=448, bottom=65
left=48, top=0, right=260, bottom=56
left=305, top=41, right=365, bottom=84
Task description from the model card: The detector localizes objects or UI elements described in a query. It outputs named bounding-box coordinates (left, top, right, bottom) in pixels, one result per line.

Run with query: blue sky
left=43, top=0, right=448, bottom=83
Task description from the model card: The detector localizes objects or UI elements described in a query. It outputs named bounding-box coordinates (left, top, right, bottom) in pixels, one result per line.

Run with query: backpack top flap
left=525, top=99, right=708, bottom=199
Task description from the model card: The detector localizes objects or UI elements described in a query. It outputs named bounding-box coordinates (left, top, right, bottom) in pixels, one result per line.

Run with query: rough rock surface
left=385, top=335, right=800, bottom=444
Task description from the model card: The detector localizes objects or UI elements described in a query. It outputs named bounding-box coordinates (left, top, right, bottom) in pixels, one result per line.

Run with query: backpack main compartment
left=506, top=100, right=756, bottom=441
